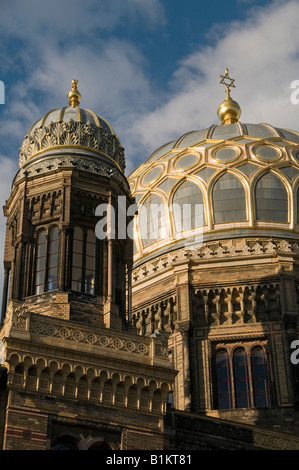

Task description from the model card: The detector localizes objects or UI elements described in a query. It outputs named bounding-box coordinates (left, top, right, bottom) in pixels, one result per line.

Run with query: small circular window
left=175, top=153, right=199, bottom=169
left=255, top=145, right=281, bottom=161
left=142, top=166, right=163, bottom=184
left=214, top=147, right=239, bottom=162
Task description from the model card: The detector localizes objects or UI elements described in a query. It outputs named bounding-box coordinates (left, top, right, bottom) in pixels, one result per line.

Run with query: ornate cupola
left=1, top=80, right=134, bottom=330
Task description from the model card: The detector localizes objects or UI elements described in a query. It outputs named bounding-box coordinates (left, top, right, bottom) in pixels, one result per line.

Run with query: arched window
left=233, top=349, right=251, bottom=408
left=47, top=227, right=59, bottom=291
left=72, top=226, right=83, bottom=292
left=251, top=347, right=271, bottom=408
left=85, top=229, right=96, bottom=294
left=139, top=194, right=168, bottom=247
left=172, top=180, right=205, bottom=233
left=35, top=227, right=59, bottom=294
left=35, top=230, right=47, bottom=294
left=212, top=173, right=246, bottom=223
left=216, top=350, right=233, bottom=410
left=215, top=344, right=271, bottom=410
left=71, top=226, right=96, bottom=294
left=255, top=172, right=288, bottom=222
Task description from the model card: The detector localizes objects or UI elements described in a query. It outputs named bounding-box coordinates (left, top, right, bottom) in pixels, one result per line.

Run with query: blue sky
left=0, top=0, right=299, bottom=294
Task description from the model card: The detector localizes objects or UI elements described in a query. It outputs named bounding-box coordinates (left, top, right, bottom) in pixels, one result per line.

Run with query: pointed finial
left=67, top=79, right=81, bottom=107
left=217, top=68, right=241, bottom=125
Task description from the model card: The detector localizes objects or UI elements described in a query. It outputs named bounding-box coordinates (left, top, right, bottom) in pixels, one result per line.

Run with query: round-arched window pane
left=251, top=347, right=270, bottom=408
left=48, top=227, right=59, bottom=291
left=255, top=173, right=288, bottom=222
left=233, top=349, right=251, bottom=408
left=216, top=350, right=232, bottom=410
left=35, top=230, right=47, bottom=295
left=86, top=229, right=96, bottom=294
left=139, top=194, right=168, bottom=247
left=72, top=226, right=83, bottom=292
left=172, top=180, right=205, bottom=233
left=213, top=173, right=246, bottom=223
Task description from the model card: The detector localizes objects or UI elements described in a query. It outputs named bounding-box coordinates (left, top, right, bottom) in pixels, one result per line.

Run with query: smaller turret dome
left=19, top=80, right=125, bottom=172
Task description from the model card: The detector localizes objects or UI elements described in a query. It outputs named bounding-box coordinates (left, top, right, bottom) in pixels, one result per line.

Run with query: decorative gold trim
left=140, top=164, right=165, bottom=187
left=172, top=152, right=201, bottom=171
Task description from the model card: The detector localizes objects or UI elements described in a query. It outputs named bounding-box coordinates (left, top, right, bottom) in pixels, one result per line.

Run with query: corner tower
left=2, top=79, right=131, bottom=329
left=0, top=81, right=175, bottom=450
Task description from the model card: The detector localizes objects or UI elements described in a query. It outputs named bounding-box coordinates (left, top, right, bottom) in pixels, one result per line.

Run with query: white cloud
left=131, top=0, right=299, bottom=165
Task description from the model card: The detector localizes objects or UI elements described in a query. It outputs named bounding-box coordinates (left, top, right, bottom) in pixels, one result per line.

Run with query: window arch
left=138, top=194, right=168, bottom=247
left=212, top=173, right=246, bottom=223
left=35, top=226, right=59, bottom=295
left=171, top=180, right=205, bottom=233
left=255, top=172, right=288, bottom=222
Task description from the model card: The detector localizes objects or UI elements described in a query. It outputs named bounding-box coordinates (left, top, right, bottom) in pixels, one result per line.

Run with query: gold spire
left=217, top=68, right=241, bottom=125
left=67, top=79, right=81, bottom=107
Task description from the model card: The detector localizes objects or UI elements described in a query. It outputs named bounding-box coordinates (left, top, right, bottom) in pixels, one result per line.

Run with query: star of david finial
left=220, top=68, right=235, bottom=98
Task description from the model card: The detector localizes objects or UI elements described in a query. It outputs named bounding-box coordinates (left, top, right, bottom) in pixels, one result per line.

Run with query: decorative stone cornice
left=14, top=153, right=129, bottom=192
left=132, top=238, right=299, bottom=283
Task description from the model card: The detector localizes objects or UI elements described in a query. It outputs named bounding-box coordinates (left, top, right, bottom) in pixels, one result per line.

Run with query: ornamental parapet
left=0, top=300, right=173, bottom=370
left=132, top=237, right=299, bottom=284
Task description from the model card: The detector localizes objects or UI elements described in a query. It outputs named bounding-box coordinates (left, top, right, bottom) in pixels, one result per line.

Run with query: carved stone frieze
left=19, top=121, right=125, bottom=171
left=132, top=238, right=299, bottom=283
left=30, top=318, right=150, bottom=356
left=14, top=154, right=129, bottom=192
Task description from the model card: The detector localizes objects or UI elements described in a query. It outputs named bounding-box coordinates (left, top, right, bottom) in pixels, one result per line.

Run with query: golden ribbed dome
left=129, top=116, right=299, bottom=264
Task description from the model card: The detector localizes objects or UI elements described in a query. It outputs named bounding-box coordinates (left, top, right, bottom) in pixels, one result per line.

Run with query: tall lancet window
left=47, top=227, right=59, bottom=291
left=35, top=230, right=47, bottom=295
left=72, top=226, right=83, bottom=292
left=35, top=227, right=59, bottom=294
left=71, top=226, right=96, bottom=294
left=85, top=229, right=96, bottom=294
